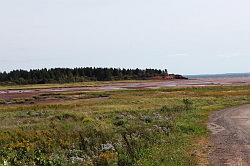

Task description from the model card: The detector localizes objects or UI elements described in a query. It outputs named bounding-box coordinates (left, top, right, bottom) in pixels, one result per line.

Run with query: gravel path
left=208, top=104, right=250, bottom=165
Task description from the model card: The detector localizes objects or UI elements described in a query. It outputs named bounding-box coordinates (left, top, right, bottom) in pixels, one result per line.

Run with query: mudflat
left=208, top=104, right=250, bottom=165
left=1, top=77, right=250, bottom=101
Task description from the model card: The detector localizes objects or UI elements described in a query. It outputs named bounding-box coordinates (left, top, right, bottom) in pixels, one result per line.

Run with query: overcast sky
left=0, top=0, right=249, bottom=74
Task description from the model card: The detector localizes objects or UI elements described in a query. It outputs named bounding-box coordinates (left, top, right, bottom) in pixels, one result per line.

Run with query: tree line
left=0, top=67, right=169, bottom=85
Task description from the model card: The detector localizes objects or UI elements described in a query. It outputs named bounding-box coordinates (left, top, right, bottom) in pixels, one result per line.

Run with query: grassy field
left=0, top=81, right=111, bottom=90
left=0, top=80, right=155, bottom=90
left=1, top=85, right=250, bottom=165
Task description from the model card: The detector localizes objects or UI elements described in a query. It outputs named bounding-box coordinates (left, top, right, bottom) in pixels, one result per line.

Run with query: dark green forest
left=0, top=67, right=171, bottom=85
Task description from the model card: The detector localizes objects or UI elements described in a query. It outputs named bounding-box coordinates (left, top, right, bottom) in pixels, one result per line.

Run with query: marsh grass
left=1, top=85, right=250, bottom=165
left=0, top=80, right=154, bottom=91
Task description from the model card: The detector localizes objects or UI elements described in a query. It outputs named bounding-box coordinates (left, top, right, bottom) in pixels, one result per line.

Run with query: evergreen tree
left=0, top=67, right=174, bottom=85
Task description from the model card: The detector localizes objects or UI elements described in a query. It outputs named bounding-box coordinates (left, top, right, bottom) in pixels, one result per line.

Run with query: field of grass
left=0, top=80, right=155, bottom=91
left=1, top=85, right=250, bottom=165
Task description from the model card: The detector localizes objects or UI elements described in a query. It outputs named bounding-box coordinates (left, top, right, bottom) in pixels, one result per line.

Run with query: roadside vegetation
left=1, top=85, right=250, bottom=165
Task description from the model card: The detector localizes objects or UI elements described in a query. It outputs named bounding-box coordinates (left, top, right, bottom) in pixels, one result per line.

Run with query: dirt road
left=208, top=104, right=250, bottom=165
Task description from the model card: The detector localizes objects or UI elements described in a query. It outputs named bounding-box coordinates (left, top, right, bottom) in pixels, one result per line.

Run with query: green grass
left=1, top=85, right=250, bottom=165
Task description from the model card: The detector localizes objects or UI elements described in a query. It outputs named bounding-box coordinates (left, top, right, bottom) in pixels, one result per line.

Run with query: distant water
left=186, top=73, right=250, bottom=79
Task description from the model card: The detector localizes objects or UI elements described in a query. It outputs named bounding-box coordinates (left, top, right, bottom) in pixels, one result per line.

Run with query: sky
left=0, top=0, right=249, bottom=75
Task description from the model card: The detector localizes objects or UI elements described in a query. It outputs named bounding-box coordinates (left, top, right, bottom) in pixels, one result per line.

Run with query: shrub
left=182, top=98, right=193, bottom=110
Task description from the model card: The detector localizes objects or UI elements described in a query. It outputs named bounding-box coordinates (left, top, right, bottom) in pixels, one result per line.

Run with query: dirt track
left=208, top=104, right=250, bottom=165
